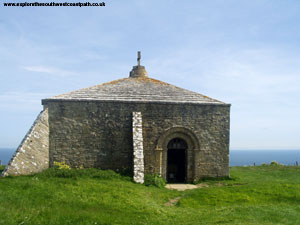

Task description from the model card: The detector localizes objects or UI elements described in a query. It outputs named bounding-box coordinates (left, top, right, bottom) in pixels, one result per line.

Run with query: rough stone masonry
left=2, top=109, right=49, bottom=176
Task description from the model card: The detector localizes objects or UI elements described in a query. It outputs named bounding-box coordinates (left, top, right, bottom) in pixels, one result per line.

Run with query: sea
left=0, top=148, right=300, bottom=166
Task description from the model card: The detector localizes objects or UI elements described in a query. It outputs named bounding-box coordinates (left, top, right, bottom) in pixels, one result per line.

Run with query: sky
left=0, top=0, right=300, bottom=150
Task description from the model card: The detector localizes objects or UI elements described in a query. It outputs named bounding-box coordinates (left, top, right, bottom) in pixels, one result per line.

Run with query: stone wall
left=45, top=100, right=230, bottom=181
left=1, top=109, right=49, bottom=177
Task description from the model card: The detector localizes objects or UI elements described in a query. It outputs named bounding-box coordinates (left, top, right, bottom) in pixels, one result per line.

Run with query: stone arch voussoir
left=155, top=127, right=200, bottom=182
left=156, top=127, right=199, bottom=151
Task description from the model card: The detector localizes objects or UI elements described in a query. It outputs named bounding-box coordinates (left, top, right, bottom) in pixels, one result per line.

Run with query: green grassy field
left=0, top=165, right=300, bottom=225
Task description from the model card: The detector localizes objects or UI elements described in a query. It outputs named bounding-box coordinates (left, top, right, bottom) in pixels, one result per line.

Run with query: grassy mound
left=0, top=165, right=300, bottom=224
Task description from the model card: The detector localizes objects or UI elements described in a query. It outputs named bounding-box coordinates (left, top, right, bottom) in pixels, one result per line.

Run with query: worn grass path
left=0, top=165, right=300, bottom=224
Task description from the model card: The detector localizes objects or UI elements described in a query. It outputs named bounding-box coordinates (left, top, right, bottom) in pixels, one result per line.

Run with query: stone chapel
left=2, top=52, right=231, bottom=183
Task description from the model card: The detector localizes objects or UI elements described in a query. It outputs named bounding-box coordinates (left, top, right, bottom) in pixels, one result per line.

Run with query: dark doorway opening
left=167, top=138, right=187, bottom=183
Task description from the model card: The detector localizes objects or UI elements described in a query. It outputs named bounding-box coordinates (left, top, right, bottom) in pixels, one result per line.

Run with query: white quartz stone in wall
left=132, top=112, right=144, bottom=183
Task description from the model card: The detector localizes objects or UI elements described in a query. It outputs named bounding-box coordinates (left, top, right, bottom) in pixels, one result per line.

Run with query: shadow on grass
left=35, top=167, right=133, bottom=181
left=195, top=176, right=236, bottom=184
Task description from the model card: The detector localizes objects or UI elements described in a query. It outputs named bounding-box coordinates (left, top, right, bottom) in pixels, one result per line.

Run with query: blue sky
left=0, top=0, right=300, bottom=149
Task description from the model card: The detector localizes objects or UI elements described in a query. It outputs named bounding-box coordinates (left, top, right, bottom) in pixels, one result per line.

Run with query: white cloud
left=23, top=66, right=78, bottom=77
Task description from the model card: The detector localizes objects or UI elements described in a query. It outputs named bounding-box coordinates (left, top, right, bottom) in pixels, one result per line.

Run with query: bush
left=144, top=174, right=166, bottom=188
left=53, top=161, right=71, bottom=170
left=38, top=167, right=78, bottom=178
left=0, top=165, right=5, bottom=173
left=270, top=161, right=279, bottom=166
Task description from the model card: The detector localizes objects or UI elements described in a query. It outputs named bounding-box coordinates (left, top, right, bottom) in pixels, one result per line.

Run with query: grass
left=0, top=165, right=300, bottom=224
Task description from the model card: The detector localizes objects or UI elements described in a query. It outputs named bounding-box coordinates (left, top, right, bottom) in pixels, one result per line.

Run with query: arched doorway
left=167, top=138, right=187, bottom=183
left=156, top=127, right=200, bottom=183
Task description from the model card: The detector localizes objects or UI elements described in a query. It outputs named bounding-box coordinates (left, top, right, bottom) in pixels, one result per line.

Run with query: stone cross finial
left=129, top=51, right=148, bottom=78
left=137, top=51, right=141, bottom=66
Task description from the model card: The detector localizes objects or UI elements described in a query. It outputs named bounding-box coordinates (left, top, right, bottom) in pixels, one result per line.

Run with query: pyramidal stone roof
left=42, top=53, right=227, bottom=105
